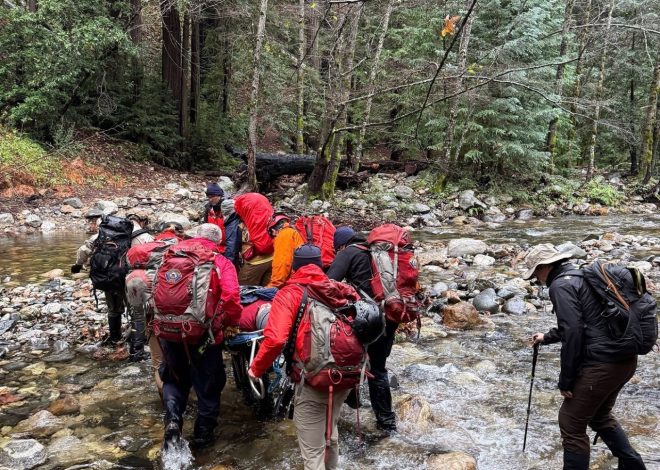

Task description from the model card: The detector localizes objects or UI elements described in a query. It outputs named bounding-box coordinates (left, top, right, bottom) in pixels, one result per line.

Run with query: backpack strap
left=283, top=287, right=309, bottom=376
left=131, top=228, right=149, bottom=240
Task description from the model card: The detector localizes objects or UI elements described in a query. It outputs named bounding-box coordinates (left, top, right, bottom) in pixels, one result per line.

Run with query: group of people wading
left=71, top=183, right=654, bottom=469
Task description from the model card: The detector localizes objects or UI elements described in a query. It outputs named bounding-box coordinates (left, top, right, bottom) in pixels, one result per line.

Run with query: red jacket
left=185, top=237, right=242, bottom=344
left=250, top=264, right=359, bottom=377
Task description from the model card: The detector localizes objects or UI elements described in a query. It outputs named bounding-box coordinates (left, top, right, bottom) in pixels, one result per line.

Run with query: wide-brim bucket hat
left=522, top=243, right=572, bottom=280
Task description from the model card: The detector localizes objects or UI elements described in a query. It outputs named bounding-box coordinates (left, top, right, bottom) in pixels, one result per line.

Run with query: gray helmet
left=351, top=300, right=385, bottom=345
left=255, top=303, right=271, bottom=331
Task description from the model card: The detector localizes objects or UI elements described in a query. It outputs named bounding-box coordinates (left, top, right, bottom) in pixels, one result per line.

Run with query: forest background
left=1, top=0, right=659, bottom=202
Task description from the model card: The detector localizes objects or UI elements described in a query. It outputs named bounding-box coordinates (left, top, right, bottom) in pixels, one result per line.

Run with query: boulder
left=483, top=213, right=506, bottom=223
left=410, top=203, right=431, bottom=214
left=41, top=220, right=57, bottom=232
left=393, top=185, right=414, bottom=200
left=157, top=212, right=191, bottom=229
left=62, top=197, right=83, bottom=208
left=517, top=209, right=534, bottom=220
left=93, top=200, right=119, bottom=216
left=447, top=238, right=488, bottom=257
left=472, top=254, right=495, bottom=266
left=556, top=242, right=587, bottom=259
left=24, top=214, right=42, bottom=228
left=14, top=410, right=64, bottom=438
left=503, top=297, right=527, bottom=315
left=47, top=436, right=89, bottom=467
left=458, top=190, right=486, bottom=210
left=42, top=302, right=62, bottom=314
left=175, top=188, right=192, bottom=199
left=40, top=269, right=64, bottom=280
left=442, top=301, right=484, bottom=329
left=0, top=439, right=47, bottom=470
left=217, top=176, right=235, bottom=194
left=381, top=209, right=397, bottom=221
left=395, top=395, right=434, bottom=432
left=627, top=261, right=652, bottom=273
left=420, top=213, right=442, bottom=226
left=430, top=282, right=449, bottom=297
left=427, top=452, right=477, bottom=470
left=48, top=395, right=80, bottom=416
left=0, top=213, right=15, bottom=225
left=472, top=288, right=499, bottom=314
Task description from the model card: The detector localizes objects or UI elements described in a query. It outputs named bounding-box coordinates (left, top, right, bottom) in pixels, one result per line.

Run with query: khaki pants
left=238, top=260, right=272, bottom=286
left=294, top=384, right=350, bottom=470
left=148, top=333, right=164, bottom=394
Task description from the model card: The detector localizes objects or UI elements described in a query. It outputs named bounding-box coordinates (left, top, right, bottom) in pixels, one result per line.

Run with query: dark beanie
left=206, top=183, right=224, bottom=197
left=333, top=226, right=356, bottom=250
left=292, top=244, right=323, bottom=271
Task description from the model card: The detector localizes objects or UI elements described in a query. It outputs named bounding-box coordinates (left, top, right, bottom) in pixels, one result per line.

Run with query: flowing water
left=0, top=214, right=658, bottom=470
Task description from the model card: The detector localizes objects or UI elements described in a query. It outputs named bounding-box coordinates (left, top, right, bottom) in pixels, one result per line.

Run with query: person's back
left=267, top=214, right=304, bottom=288
left=326, top=233, right=373, bottom=297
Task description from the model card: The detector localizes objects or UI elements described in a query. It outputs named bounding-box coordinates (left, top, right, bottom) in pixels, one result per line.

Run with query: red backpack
left=367, top=224, right=422, bottom=325
left=151, top=242, right=222, bottom=343
left=295, top=215, right=336, bottom=269
left=234, top=193, right=274, bottom=259
left=126, top=239, right=177, bottom=270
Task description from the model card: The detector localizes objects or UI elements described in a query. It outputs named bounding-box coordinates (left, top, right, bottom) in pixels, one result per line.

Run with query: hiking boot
left=107, top=314, right=122, bottom=343
left=598, top=426, right=646, bottom=470
left=191, top=419, right=216, bottom=449
left=376, top=420, right=397, bottom=434
left=162, top=421, right=181, bottom=450
left=128, top=347, right=150, bottom=363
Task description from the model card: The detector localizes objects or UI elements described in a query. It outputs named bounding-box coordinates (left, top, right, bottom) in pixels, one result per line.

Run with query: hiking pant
left=149, top=333, right=163, bottom=394
left=294, top=384, right=350, bottom=470
left=367, top=320, right=398, bottom=429
left=238, top=260, right=272, bottom=287
left=105, top=289, right=125, bottom=318
left=159, top=341, right=226, bottom=436
left=558, top=357, right=637, bottom=457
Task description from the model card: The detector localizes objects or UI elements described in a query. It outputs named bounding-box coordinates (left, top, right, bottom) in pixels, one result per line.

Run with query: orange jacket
left=267, top=225, right=304, bottom=288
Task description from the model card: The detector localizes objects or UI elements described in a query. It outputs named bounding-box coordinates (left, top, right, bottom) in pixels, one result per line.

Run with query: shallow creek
left=0, top=214, right=658, bottom=470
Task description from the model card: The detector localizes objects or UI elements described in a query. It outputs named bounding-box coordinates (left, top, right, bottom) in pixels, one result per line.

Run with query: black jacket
left=326, top=238, right=374, bottom=298
left=223, top=213, right=241, bottom=267
left=542, top=263, right=632, bottom=391
left=202, top=202, right=222, bottom=223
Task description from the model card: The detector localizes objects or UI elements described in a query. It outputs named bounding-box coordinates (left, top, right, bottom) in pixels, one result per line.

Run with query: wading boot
left=598, top=426, right=646, bottom=470
left=103, top=314, right=122, bottom=345
left=191, top=418, right=216, bottom=449
left=162, top=421, right=181, bottom=450
left=128, top=319, right=149, bottom=362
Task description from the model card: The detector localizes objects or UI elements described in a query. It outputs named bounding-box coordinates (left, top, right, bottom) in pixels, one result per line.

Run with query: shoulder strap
left=131, top=228, right=149, bottom=239
left=284, top=287, right=309, bottom=376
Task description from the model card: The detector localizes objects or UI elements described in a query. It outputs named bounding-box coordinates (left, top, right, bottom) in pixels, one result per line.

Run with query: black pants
left=366, top=320, right=398, bottom=427
left=159, top=340, right=226, bottom=435
left=558, top=357, right=637, bottom=455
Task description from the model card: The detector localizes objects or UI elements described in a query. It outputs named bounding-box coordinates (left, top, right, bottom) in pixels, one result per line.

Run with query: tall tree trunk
left=129, top=0, right=143, bottom=101
left=27, top=0, right=36, bottom=11
left=180, top=9, right=190, bottom=138
left=441, top=0, right=476, bottom=167
left=246, top=0, right=270, bottom=191
left=545, top=0, right=574, bottom=171
left=629, top=30, right=638, bottom=175
left=585, top=3, right=613, bottom=181
left=641, top=55, right=660, bottom=184
left=190, top=17, right=200, bottom=125
left=354, top=0, right=394, bottom=170
left=160, top=1, right=182, bottom=106
left=220, top=15, right=232, bottom=115
left=295, top=0, right=306, bottom=154
left=308, top=2, right=321, bottom=72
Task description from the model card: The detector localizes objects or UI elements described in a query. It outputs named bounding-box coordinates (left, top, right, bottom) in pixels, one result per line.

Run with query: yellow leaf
left=310, top=2, right=317, bottom=9
left=440, top=15, right=461, bottom=37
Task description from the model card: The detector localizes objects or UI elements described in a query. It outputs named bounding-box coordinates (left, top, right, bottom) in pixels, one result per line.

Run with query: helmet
left=351, top=300, right=385, bottom=345
left=255, top=303, right=271, bottom=330
left=267, top=212, right=290, bottom=237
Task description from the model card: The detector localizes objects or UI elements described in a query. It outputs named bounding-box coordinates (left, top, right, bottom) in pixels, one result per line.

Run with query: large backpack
left=295, top=215, right=336, bottom=269
left=366, top=224, right=422, bottom=325
left=234, top=193, right=274, bottom=259
left=90, top=216, right=146, bottom=292
left=127, top=238, right=177, bottom=270
left=580, top=260, right=658, bottom=355
left=151, top=242, right=222, bottom=344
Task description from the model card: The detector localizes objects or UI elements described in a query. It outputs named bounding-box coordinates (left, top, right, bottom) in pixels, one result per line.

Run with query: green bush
left=581, top=176, right=622, bottom=206
left=0, top=128, right=65, bottom=188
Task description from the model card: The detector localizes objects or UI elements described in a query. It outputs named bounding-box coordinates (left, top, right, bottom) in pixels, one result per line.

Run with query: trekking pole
left=523, top=342, right=540, bottom=452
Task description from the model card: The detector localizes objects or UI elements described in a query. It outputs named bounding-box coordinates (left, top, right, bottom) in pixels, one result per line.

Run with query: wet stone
left=48, top=394, right=80, bottom=416
left=427, top=451, right=477, bottom=470
left=447, top=239, right=489, bottom=258
left=13, top=409, right=64, bottom=438
left=503, top=297, right=526, bottom=315
left=472, top=288, right=499, bottom=314
left=0, top=439, right=47, bottom=470
left=47, top=435, right=90, bottom=466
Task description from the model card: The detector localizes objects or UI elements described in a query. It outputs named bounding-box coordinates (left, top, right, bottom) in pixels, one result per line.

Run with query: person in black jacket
left=326, top=226, right=397, bottom=432
left=221, top=199, right=241, bottom=268
left=525, top=244, right=645, bottom=470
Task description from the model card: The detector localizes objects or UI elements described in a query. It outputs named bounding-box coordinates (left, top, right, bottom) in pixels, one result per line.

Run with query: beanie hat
left=205, top=183, right=224, bottom=197
left=197, top=223, right=223, bottom=244
left=220, top=199, right=235, bottom=217
left=292, top=244, right=323, bottom=271
left=333, top=226, right=356, bottom=250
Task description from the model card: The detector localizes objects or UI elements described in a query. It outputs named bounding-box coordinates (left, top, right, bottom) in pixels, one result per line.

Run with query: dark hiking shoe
left=190, top=432, right=215, bottom=450
left=163, top=421, right=181, bottom=449
left=376, top=420, right=397, bottom=434
left=128, top=348, right=150, bottom=363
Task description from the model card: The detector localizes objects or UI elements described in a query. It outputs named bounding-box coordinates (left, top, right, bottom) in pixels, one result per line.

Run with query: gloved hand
left=223, top=325, right=240, bottom=340
left=71, top=264, right=82, bottom=274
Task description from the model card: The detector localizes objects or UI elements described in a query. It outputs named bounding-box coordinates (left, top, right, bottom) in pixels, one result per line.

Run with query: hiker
left=266, top=213, right=304, bottom=288
left=156, top=223, right=242, bottom=449
left=248, top=244, right=363, bottom=470
left=221, top=199, right=241, bottom=268
left=525, top=244, right=646, bottom=470
left=72, top=211, right=153, bottom=345
left=203, top=183, right=225, bottom=248
left=154, top=221, right=186, bottom=242
left=327, top=226, right=396, bottom=432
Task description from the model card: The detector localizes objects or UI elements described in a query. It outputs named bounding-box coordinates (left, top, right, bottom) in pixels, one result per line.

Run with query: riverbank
left=0, top=217, right=659, bottom=469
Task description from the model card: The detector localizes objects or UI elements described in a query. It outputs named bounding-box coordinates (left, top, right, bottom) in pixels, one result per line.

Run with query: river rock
left=381, top=209, right=397, bottom=221
left=47, top=435, right=89, bottom=466
left=48, top=395, right=80, bottom=416
left=157, top=212, right=191, bottom=229
left=14, top=410, right=64, bottom=438
left=472, top=288, right=499, bottom=314
left=483, top=212, right=506, bottom=223
left=41, top=220, right=56, bottom=232
left=93, top=200, right=119, bottom=215
left=0, top=317, right=18, bottom=336
left=628, top=261, right=653, bottom=273
left=0, top=213, right=15, bottom=225
left=556, top=242, right=587, bottom=259
left=447, top=238, right=489, bottom=257
left=217, top=176, right=235, bottom=193
left=503, top=297, right=527, bottom=315
left=517, top=209, right=534, bottom=220
left=458, top=190, right=486, bottom=210
left=43, top=302, right=62, bottom=314
left=420, top=213, right=442, bottom=226
left=395, top=395, right=434, bottom=432
left=410, top=203, right=431, bottom=214
left=40, top=269, right=64, bottom=280
left=442, top=302, right=485, bottom=329
left=427, top=451, right=477, bottom=470
left=62, top=197, right=83, bottom=208
left=430, top=282, right=449, bottom=297
left=24, top=214, right=42, bottom=228
left=472, top=254, right=495, bottom=266
left=393, top=185, right=414, bottom=200
left=0, top=439, right=47, bottom=469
